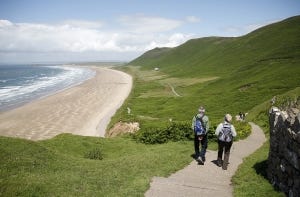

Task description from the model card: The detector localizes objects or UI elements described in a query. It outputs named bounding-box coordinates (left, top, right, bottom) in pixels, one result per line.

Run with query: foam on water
left=0, top=65, right=95, bottom=111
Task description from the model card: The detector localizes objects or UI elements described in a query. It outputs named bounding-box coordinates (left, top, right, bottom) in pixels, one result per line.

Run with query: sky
left=0, top=0, right=299, bottom=64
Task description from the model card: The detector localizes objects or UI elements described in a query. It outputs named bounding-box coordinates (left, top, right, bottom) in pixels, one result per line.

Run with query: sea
left=0, top=64, right=95, bottom=112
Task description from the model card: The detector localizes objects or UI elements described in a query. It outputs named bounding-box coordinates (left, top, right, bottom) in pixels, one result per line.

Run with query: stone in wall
left=268, top=106, right=300, bottom=197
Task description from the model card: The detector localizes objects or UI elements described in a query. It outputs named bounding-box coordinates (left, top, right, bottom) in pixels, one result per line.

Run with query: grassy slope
left=0, top=135, right=192, bottom=196
left=232, top=87, right=299, bottom=197
left=1, top=16, right=300, bottom=196
left=120, top=15, right=300, bottom=126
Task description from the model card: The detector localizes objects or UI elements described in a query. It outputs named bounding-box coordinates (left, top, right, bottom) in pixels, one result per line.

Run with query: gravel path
left=145, top=122, right=266, bottom=197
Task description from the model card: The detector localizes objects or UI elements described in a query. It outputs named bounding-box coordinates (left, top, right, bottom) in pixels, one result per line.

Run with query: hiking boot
left=193, top=152, right=200, bottom=159
left=223, top=152, right=230, bottom=170
left=217, top=159, right=222, bottom=167
left=196, top=156, right=204, bottom=165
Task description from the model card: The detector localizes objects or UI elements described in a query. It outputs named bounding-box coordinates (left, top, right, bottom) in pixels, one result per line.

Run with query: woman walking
left=215, top=114, right=237, bottom=170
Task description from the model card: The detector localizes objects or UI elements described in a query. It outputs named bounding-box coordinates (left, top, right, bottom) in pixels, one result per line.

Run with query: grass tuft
left=84, top=148, right=103, bottom=160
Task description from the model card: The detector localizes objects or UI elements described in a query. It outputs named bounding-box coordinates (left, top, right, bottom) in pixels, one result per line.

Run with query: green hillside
left=130, top=15, right=300, bottom=77
left=118, top=15, right=300, bottom=126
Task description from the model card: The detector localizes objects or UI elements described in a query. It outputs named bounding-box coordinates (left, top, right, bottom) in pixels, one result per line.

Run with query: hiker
left=238, top=112, right=245, bottom=121
left=192, top=106, right=209, bottom=164
left=239, top=112, right=243, bottom=120
left=215, top=114, right=237, bottom=170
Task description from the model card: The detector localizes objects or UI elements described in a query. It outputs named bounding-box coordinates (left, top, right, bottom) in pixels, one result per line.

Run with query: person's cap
left=225, top=114, right=232, bottom=122
left=198, top=106, right=205, bottom=113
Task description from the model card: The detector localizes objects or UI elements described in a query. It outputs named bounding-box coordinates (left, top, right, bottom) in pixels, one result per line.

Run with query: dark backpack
left=194, top=115, right=205, bottom=136
left=218, top=123, right=233, bottom=142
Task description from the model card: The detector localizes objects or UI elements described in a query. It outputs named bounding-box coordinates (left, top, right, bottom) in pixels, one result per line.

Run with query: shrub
left=276, top=95, right=300, bottom=110
left=133, top=120, right=251, bottom=144
left=84, top=148, right=103, bottom=160
left=233, top=121, right=251, bottom=140
left=207, top=125, right=217, bottom=142
left=133, top=121, right=193, bottom=144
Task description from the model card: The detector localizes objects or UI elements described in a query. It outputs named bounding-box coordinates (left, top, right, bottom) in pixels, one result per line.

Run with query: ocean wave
left=0, top=65, right=95, bottom=111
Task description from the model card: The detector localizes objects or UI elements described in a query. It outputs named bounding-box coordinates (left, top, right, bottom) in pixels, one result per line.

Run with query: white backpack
left=218, top=123, right=233, bottom=142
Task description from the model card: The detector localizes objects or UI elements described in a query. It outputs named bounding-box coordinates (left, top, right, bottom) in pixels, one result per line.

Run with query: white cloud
left=0, top=20, right=128, bottom=53
left=222, top=20, right=279, bottom=37
left=0, top=21, right=109, bottom=52
left=243, top=21, right=277, bottom=33
left=0, top=16, right=194, bottom=62
left=62, top=20, right=103, bottom=29
left=0, top=19, right=13, bottom=27
left=144, top=33, right=192, bottom=50
left=186, top=16, right=201, bottom=23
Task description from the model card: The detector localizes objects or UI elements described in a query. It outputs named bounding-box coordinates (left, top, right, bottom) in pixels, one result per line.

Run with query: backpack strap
left=195, top=113, right=203, bottom=120
left=223, top=122, right=231, bottom=128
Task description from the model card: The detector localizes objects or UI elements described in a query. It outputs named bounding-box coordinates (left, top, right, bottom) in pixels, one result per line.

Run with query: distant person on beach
left=192, top=106, right=209, bottom=164
left=215, top=114, right=237, bottom=170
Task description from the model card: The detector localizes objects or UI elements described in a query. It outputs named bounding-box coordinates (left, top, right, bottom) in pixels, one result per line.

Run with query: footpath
left=145, top=122, right=267, bottom=197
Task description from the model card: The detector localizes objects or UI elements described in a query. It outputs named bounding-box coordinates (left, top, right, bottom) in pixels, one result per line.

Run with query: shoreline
left=0, top=66, right=132, bottom=140
left=0, top=64, right=95, bottom=112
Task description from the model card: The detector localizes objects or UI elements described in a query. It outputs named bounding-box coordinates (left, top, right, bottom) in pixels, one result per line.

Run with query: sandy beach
left=0, top=66, right=132, bottom=140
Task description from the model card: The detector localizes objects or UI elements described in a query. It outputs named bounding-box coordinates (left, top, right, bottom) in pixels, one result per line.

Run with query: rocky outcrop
left=268, top=106, right=300, bottom=197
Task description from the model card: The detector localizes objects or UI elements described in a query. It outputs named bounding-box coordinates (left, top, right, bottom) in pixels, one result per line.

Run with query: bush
left=233, top=121, right=251, bottom=140
left=276, top=95, right=300, bottom=110
left=133, top=121, right=193, bottom=144
left=133, top=120, right=251, bottom=144
left=84, top=148, right=103, bottom=160
left=207, top=125, right=217, bottom=142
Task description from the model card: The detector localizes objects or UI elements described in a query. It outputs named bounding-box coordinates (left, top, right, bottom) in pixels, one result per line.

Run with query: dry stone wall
left=268, top=106, right=300, bottom=197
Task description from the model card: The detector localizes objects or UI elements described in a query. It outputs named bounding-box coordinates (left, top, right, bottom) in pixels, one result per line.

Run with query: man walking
left=192, top=106, right=209, bottom=164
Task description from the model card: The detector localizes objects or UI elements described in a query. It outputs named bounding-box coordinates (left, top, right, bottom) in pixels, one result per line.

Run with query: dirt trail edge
left=145, top=122, right=266, bottom=197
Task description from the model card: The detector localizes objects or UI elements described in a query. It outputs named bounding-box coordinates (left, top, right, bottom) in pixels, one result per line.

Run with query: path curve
left=145, top=122, right=266, bottom=197
left=168, top=83, right=181, bottom=97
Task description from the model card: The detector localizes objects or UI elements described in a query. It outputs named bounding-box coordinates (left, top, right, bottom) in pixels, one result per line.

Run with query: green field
left=0, top=135, right=193, bottom=196
left=1, top=16, right=300, bottom=196
left=116, top=16, right=300, bottom=127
